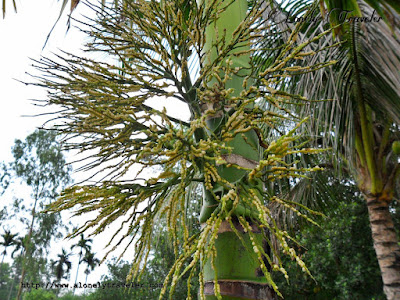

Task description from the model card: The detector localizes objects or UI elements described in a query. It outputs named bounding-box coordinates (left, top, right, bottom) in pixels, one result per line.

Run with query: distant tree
left=4, top=235, right=27, bottom=300
left=0, top=262, right=13, bottom=300
left=11, top=236, right=26, bottom=259
left=52, top=249, right=72, bottom=282
left=22, top=288, right=56, bottom=300
left=87, top=258, right=168, bottom=300
left=71, top=234, right=92, bottom=290
left=87, top=208, right=201, bottom=300
left=80, top=251, right=99, bottom=284
left=58, top=291, right=88, bottom=300
left=0, top=229, right=18, bottom=298
left=3, top=129, right=72, bottom=300
left=86, top=259, right=135, bottom=300
left=0, top=162, right=10, bottom=197
left=0, top=230, right=18, bottom=265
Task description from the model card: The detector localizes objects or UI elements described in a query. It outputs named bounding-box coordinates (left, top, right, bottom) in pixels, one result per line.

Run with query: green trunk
left=202, top=221, right=276, bottom=299
left=204, top=232, right=263, bottom=282
left=201, top=0, right=251, bottom=93
left=198, top=0, right=276, bottom=299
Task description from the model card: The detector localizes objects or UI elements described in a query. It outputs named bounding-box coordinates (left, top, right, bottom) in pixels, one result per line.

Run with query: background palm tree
left=0, top=229, right=18, bottom=283
left=51, top=248, right=72, bottom=282
left=268, top=1, right=400, bottom=298
left=11, top=129, right=71, bottom=300
left=6, top=235, right=26, bottom=300
left=10, top=236, right=26, bottom=259
left=71, top=234, right=92, bottom=290
left=81, top=251, right=99, bottom=284
left=0, top=230, right=18, bottom=266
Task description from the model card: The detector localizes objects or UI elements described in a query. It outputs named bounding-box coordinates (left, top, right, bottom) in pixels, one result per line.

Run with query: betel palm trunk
left=198, top=0, right=276, bottom=298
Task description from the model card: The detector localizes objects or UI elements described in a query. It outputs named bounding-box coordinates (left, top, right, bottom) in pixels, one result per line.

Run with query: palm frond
left=283, top=0, right=400, bottom=156
left=255, top=0, right=400, bottom=226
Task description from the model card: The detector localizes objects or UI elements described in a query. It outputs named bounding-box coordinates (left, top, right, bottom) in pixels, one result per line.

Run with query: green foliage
left=392, top=141, right=400, bottom=155
left=88, top=250, right=198, bottom=300
left=71, top=235, right=92, bottom=257
left=22, top=289, right=89, bottom=300
left=278, top=2, right=400, bottom=297
left=274, top=185, right=387, bottom=299
left=11, top=129, right=71, bottom=199
left=88, top=198, right=200, bottom=300
left=8, top=129, right=71, bottom=231
left=0, top=230, right=18, bottom=258
left=51, top=249, right=72, bottom=282
left=58, top=292, right=88, bottom=300
left=1, top=129, right=72, bottom=299
left=0, top=262, right=13, bottom=300
left=87, top=259, right=169, bottom=300
left=22, top=288, right=56, bottom=300
left=0, top=162, right=10, bottom=197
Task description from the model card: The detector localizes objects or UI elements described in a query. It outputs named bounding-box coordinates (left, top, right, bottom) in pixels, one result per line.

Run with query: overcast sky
left=0, top=0, right=111, bottom=291
left=0, top=0, right=89, bottom=159
left=0, top=0, right=194, bottom=294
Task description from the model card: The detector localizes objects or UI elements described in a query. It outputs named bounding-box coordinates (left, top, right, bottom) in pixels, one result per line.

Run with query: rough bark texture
left=366, top=196, right=400, bottom=300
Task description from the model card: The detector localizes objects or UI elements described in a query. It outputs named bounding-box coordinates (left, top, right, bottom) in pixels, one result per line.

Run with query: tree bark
left=366, top=195, right=400, bottom=300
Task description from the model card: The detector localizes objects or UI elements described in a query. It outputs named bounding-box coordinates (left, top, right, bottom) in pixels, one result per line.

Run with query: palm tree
left=6, top=236, right=25, bottom=300
left=10, top=236, right=26, bottom=258
left=0, top=229, right=18, bottom=282
left=0, top=230, right=18, bottom=265
left=275, top=1, right=400, bottom=298
left=52, top=248, right=72, bottom=282
left=5, top=0, right=399, bottom=297
left=71, top=234, right=92, bottom=290
left=80, top=251, right=99, bottom=284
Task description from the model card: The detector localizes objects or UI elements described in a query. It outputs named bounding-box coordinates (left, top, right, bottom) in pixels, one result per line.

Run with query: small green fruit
left=392, top=141, right=400, bottom=155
